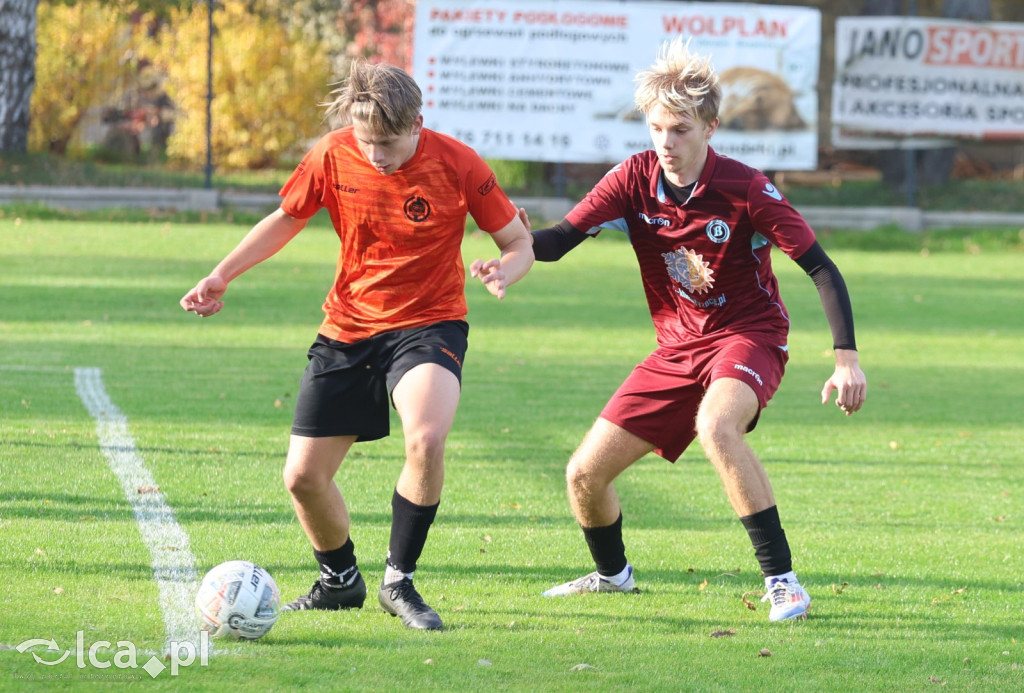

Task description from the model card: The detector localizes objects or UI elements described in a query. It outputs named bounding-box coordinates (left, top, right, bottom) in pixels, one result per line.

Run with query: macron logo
left=639, top=212, right=671, bottom=227
left=762, top=183, right=783, bottom=201
left=734, top=363, right=763, bottom=386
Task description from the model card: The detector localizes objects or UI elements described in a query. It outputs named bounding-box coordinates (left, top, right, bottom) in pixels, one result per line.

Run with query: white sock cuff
left=765, top=570, right=797, bottom=587
left=384, top=564, right=413, bottom=585
left=600, top=564, right=632, bottom=587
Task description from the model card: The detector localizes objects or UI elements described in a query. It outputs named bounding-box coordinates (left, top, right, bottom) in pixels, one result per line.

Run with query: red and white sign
left=833, top=16, right=1024, bottom=140
left=413, top=1, right=821, bottom=170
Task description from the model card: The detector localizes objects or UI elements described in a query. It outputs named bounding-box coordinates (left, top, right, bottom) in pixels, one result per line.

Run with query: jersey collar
left=653, top=146, right=718, bottom=205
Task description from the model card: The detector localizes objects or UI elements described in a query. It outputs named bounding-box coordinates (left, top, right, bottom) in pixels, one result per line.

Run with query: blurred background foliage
left=6, top=0, right=1024, bottom=209
left=28, top=0, right=412, bottom=170
left=33, top=1, right=325, bottom=169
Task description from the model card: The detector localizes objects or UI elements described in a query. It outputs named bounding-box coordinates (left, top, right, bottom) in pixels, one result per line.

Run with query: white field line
left=74, top=367, right=209, bottom=658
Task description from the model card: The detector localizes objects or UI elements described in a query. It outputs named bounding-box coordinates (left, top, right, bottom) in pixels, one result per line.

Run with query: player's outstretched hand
left=469, top=258, right=508, bottom=300
left=821, top=350, right=866, bottom=416
left=180, top=275, right=228, bottom=318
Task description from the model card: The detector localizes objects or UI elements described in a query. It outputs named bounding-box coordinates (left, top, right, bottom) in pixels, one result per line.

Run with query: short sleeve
left=279, top=139, right=329, bottom=220
left=565, top=161, right=631, bottom=234
left=463, top=154, right=516, bottom=233
left=747, top=175, right=816, bottom=259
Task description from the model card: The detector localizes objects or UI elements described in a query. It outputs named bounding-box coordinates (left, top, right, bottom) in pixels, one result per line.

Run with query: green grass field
left=1, top=216, right=1022, bottom=691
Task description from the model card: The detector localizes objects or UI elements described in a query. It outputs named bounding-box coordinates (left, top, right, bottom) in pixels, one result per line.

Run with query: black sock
left=387, top=490, right=439, bottom=573
left=314, top=538, right=359, bottom=587
left=740, top=506, right=793, bottom=577
left=581, top=513, right=628, bottom=576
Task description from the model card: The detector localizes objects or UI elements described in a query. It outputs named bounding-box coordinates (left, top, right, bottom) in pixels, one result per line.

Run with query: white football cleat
left=761, top=577, right=811, bottom=621
left=542, top=566, right=637, bottom=597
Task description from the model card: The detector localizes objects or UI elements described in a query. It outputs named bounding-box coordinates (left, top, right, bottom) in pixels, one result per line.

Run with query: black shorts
left=291, top=320, right=469, bottom=441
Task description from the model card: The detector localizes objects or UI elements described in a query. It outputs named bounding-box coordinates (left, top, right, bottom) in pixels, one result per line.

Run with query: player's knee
left=282, top=464, right=326, bottom=499
left=404, top=428, right=447, bottom=467
left=695, top=411, right=734, bottom=450
left=566, top=457, right=601, bottom=497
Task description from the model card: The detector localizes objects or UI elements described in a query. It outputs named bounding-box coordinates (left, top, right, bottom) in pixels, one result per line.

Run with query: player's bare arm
left=469, top=215, right=534, bottom=300
left=180, top=209, right=308, bottom=317
left=822, top=348, right=867, bottom=416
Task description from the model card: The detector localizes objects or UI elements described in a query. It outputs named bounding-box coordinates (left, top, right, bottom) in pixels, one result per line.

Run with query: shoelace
left=761, top=581, right=792, bottom=606
left=387, top=579, right=425, bottom=606
left=570, top=574, right=604, bottom=591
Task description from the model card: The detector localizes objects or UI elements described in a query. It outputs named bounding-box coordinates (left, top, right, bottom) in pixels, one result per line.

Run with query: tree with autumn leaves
left=1, top=0, right=411, bottom=170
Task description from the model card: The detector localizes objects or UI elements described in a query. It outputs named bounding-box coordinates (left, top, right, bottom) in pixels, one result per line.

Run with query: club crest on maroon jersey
left=705, top=219, right=731, bottom=243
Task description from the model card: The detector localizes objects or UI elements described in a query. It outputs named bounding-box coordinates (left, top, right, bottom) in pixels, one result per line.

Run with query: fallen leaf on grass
left=741, top=591, right=761, bottom=611
left=928, top=675, right=946, bottom=685
left=710, top=629, right=737, bottom=638
left=758, top=649, right=772, bottom=657
left=932, top=587, right=967, bottom=604
left=698, top=578, right=709, bottom=591
left=137, top=485, right=159, bottom=494
left=831, top=581, right=850, bottom=595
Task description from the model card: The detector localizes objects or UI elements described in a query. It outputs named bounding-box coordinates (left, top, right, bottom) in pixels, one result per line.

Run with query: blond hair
left=634, top=37, right=720, bottom=125
left=325, top=60, right=422, bottom=136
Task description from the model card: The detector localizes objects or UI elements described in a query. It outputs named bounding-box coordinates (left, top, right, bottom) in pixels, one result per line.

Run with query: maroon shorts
left=599, top=332, right=788, bottom=462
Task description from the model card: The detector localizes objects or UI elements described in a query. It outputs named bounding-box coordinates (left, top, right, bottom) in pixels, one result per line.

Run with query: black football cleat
left=282, top=572, right=366, bottom=611
left=378, top=577, right=443, bottom=630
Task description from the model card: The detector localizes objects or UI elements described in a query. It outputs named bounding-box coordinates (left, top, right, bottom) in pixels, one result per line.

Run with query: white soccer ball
left=195, top=560, right=280, bottom=640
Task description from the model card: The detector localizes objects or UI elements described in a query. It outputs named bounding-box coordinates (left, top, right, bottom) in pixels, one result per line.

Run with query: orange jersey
left=279, top=128, right=516, bottom=342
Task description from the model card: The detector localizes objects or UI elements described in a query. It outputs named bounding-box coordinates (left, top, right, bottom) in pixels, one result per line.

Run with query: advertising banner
left=413, top=1, right=820, bottom=169
left=833, top=16, right=1024, bottom=140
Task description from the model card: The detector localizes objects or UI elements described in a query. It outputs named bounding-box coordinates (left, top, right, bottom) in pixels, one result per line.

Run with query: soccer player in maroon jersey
left=535, top=38, right=866, bottom=621
left=181, top=61, right=533, bottom=630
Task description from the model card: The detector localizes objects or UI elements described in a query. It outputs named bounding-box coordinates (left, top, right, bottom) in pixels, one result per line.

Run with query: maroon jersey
left=566, top=147, right=817, bottom=348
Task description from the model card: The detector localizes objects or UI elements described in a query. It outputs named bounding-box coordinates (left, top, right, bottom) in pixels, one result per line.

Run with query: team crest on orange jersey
left=662, top=247, right=715, bottom=294
left=404, top=196, right=431, bottom=222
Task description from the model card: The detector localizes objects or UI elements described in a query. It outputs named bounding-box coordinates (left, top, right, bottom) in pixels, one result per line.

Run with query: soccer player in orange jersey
left=180, top=61, right=533, bottom=630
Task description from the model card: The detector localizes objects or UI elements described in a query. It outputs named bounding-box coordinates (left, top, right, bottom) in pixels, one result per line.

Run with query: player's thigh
left=284, top=434, right=357, bottom=488
left=701, top=334, right=787, bottom=434
left=570, top=417, right=655, bottom=484
left=392, top=362, right=462, bottom=439
left=697, top=378, right=760, bottom=436
left=385, top=320, right=468, bottom=439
